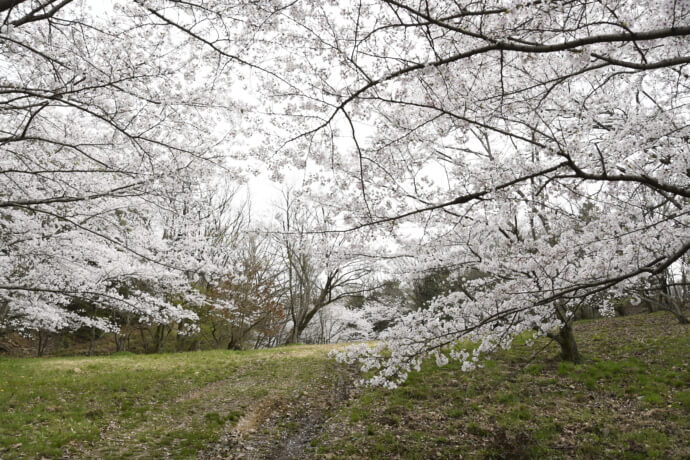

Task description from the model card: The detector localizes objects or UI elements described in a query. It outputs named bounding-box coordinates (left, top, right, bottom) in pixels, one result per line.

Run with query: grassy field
left=0, top=312, right=688, bottom=459
left=0, top=344, right=352, bottom=459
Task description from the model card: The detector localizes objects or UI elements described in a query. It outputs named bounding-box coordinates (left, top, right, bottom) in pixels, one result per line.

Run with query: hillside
left=0, top=312, right=688, bottom=459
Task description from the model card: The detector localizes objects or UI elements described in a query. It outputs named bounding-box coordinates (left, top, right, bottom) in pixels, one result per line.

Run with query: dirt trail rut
left=200, top=365, right=357, bottom=459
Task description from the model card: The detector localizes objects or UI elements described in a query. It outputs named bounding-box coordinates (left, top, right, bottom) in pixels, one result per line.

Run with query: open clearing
left=0, top=312, right=688, bottom=459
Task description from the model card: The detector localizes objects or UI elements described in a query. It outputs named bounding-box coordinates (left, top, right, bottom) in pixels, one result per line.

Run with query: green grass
left=1, top=313, right=688, bottom=459
left=315, top=312, right=690, bottom=459
left=0, top=344, right=348, bottom=459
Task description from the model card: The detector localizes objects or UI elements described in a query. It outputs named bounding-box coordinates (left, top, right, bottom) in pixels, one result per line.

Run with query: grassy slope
left=0, top=312, right=688, bottom=459
left=316, top=312, right=690, bottom=459
left=0, top=344, right=350, bottom=459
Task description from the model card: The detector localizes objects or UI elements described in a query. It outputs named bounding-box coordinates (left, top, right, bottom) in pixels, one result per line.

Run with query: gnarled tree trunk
left=549, top=321, right=581, bottom=364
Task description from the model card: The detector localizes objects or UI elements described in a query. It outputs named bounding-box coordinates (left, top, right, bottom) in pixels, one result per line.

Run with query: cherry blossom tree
left=0, top=0, right=239, bottom=337
left=161, top=0, right=689, bottom=385
left=272, top=190, right=373, bottom=345
left=4, top=0, right=688, bottom=376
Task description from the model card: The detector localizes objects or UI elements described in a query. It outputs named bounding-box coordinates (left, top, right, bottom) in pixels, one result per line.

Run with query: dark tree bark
left=0, top=0, right=23, bottom=12
left=549, top=322, right=582, bottom=364
left=227, top=335, right=243, bottom=350
left=88, top=326, right=96, bottom=356
left=36, top=330, right=50, bottom=357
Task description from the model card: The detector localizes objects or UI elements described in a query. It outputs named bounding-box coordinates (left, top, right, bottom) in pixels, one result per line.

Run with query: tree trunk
left=115, top=333, right=127, bottom=352
left=153, top=325, right=167, bottom=353
left=88, top=326, right=96, bottom=356
left=284, top=302, right=327, bottom=345
left=227, top=329, right=244, bottom=350
left=284, top=314, right=307, bottom=345
left=550, top=322, right=582, bottom=364
left=227, top=337, right=242, bottom=350
left=37, top=330, right=50, bottom=357
left=669, top=305, right=689, bottom=324
left=114, top=314, right=131, bottom=352
left=284, top=327, right=300, bottom=345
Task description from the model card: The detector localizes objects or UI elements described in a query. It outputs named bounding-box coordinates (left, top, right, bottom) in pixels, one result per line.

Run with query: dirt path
left=52, top=344, right=359, bottom=459
left=200, top=364, right=357, bottom=459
